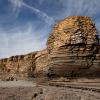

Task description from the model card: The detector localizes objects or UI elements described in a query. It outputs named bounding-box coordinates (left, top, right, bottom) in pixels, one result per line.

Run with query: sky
left=0, top=0, right=100, bottom=58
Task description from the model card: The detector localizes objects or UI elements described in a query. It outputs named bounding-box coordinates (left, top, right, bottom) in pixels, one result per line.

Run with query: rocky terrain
left=0, top=80, right=100, bottom=100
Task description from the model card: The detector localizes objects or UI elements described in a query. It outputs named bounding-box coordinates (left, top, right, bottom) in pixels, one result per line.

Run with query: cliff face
left=34, top=49, right=48, bottom=77
left=47, top=16, right=100, bottom=77
left=0, top=16, right=100, bottom=80
left=0, top=52, right=37, bottom=80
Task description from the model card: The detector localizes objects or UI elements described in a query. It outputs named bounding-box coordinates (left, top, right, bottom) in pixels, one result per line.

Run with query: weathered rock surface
left=34, top=49, right=48, bottom=77
left=0, top=16, right=100, bottom=79
left=0, top=52, right=37, bottom=80
left=47, top=16, right=100, bottom=78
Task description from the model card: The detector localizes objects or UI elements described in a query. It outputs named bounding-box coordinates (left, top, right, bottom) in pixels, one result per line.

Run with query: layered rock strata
left=34, top=49, right=48, bottom=77
left=0, top=52, right=37, bottom=80
left=47, top=16, right=100, bottom=77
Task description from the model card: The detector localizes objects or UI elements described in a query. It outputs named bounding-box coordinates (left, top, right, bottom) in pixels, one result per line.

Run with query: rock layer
left=47, top=16, right=100, bottom=77
left=0, top=52, right=37, bottom=80
left=34, top=49, right=48, bottom=77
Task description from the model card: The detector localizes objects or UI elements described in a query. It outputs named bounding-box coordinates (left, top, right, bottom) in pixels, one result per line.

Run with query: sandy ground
left=0, top=80, right=100, bottom=100
left=0, top=80, right=36, bottom=87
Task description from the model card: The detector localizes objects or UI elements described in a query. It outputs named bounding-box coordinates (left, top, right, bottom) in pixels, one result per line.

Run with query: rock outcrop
left=0, top=16, right=100, bottom=80
left=0, top=52, right=37, bottom=80
left=47, top=16, right=100, bottom=78
left=34, top=49, right=48, bottom=77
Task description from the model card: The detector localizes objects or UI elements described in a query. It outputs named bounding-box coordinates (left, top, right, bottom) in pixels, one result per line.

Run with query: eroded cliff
left=0, top=52, right=37, bottom=80
left=47, top=16, right=100, bottom=77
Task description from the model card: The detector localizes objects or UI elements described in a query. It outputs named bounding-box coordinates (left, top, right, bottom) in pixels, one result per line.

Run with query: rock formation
left=47, top=16, right=100, bottom=78
left=34, top=49, right=48, bottom=77
left=0, top=52, right=37, bottom=80
left=0, top=16, right=100, bottom=80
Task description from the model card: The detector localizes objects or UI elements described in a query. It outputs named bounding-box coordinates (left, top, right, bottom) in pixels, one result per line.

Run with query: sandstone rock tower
left=47, top=16, right=100, bottom=77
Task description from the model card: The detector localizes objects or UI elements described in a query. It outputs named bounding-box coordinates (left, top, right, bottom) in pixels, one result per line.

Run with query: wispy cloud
left=8, top=0, right=23, bottom=10
left=8, top=0, right=54, bottom=25
left=60, top=0, right=100, bottom=18
left=0, top=23, right=46, bottom=58
left=38, top=0, right=45, bottom=5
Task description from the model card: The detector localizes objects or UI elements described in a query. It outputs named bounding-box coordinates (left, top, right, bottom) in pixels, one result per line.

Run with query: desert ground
left=0, top=79, right=100, bottom=100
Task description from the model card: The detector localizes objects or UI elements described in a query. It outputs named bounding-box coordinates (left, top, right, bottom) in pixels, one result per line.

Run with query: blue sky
left=0, top=0, right=100, bottom=58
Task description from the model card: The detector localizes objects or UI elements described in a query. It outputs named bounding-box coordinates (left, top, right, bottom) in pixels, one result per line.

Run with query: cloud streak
left=60, top=0, right=100, bottom=19
left=8, top=0, right=54, bottom=25
left=0, top=23, right=46, bottom=58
